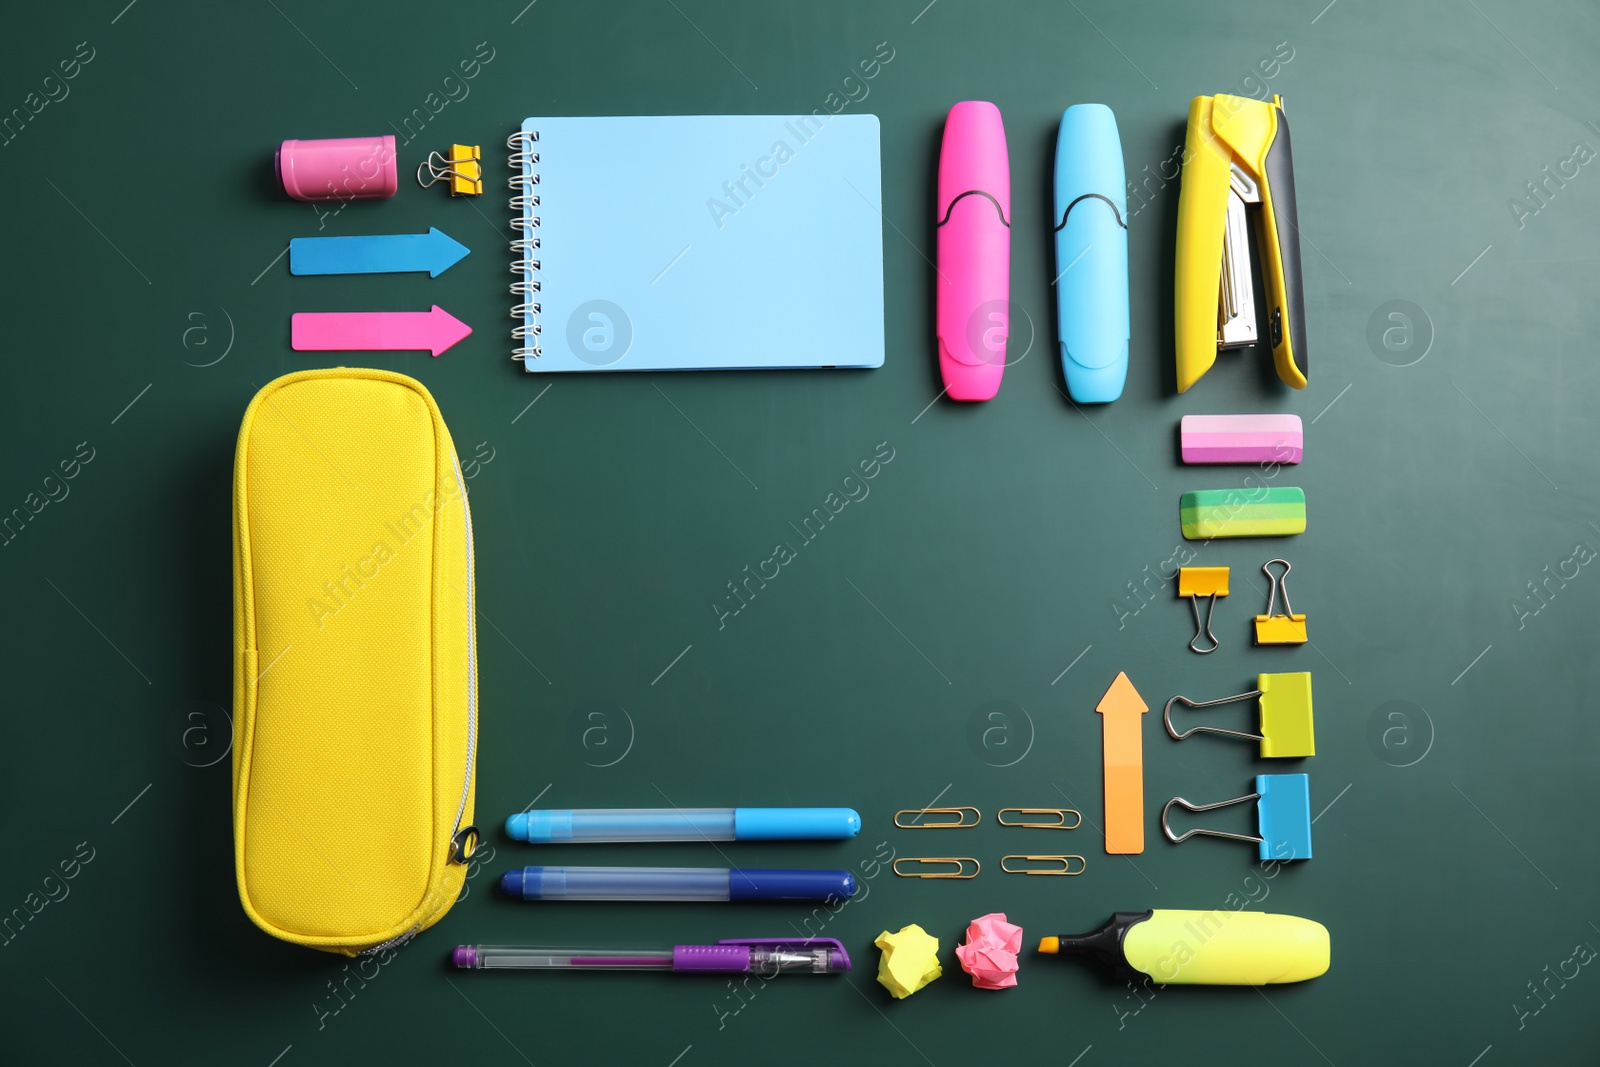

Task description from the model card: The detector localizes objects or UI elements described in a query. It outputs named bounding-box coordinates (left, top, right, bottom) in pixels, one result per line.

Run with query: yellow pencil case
left=232, top=368, right=479, bottom=954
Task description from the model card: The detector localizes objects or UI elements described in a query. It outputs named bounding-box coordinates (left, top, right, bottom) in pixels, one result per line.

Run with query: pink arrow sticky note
left=291, top=305, right=472, bottom=357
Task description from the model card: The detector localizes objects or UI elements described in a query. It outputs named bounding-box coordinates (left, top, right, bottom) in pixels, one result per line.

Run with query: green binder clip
left=1163, top=672, right=1314, bottom=758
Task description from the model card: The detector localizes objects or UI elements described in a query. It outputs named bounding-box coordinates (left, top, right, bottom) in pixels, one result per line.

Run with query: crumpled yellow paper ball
left=875, top=923, right=942, bottom=999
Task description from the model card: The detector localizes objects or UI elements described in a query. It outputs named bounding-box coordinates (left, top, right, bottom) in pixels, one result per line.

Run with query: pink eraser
left=936, top=101, right=1010, bottom=402
left=277, top=136, right=398, bottom=202
left=1180, top=414, right=1303, bottom=465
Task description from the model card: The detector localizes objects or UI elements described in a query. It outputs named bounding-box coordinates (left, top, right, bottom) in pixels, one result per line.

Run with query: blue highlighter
left=505, top=807, right=861, bottom=843
left=1053, top=104, right=1130, bottom=403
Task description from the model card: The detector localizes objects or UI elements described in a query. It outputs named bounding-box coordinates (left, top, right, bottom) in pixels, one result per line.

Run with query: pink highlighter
left=936, top=101, right=1011, bottom=401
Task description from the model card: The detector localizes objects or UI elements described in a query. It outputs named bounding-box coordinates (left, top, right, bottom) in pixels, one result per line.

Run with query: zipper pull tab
left=449, top=825, right=479, bottom=864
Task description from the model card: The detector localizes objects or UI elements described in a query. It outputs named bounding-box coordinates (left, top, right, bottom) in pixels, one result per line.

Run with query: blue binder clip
left=1053, top=103, right=1129, bottom=402
left=1161, top=773, right=1312, bottom=861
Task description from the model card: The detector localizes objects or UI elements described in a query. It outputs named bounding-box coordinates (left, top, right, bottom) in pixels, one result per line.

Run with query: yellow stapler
left=1175, top=94, right=1306, bottom=393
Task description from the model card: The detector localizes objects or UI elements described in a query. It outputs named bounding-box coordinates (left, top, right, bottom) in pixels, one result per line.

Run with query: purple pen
left=452, top=938, right=851, bottom=976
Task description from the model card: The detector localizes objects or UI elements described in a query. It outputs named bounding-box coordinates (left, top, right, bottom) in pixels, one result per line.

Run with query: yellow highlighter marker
left=1038, top=909, right=1329, bottom=985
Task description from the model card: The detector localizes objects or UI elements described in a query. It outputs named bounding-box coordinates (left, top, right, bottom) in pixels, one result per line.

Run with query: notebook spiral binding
left=507, top=131, right=541, bottom=362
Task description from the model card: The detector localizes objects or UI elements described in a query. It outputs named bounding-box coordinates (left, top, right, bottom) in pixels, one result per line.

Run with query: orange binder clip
left=1096, top=671, right=1148, bottom=854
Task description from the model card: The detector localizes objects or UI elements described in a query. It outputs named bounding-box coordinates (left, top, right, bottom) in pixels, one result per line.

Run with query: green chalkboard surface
left=4, top=1, right=1599, bottom=1063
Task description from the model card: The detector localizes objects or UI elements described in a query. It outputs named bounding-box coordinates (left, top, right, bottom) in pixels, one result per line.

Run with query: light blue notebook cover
left=511, top=115, right=884, bottom=372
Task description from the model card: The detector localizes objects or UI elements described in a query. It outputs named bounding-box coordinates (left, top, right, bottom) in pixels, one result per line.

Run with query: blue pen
left=501, top=866, right=857, bottom=903
left=1053, top=104, right=1130, bottom=402
left=505, top=807, right=861, bottom=843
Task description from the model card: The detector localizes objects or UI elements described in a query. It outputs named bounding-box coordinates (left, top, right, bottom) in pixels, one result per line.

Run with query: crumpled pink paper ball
left=954, top=912, right=1023, bottom=990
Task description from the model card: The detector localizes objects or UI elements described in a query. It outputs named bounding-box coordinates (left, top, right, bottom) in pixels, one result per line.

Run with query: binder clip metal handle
left=1188, top=596, right=1220, bottom=654
left=1262, top=558, right=1294, bottom=617
left=1163, top=690, right=1264, bottom=743
left=1161, top=791, right=1264, bottom=846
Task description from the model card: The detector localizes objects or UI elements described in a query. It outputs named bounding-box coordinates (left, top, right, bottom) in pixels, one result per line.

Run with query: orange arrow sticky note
left=1096, top=671, right=1148, bottom=854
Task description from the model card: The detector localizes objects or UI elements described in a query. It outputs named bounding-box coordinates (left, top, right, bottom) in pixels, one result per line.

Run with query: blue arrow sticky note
left=289, top=227, right=470, bottom=278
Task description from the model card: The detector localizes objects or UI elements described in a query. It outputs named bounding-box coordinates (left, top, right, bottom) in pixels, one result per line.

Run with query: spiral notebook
left=508, top=115, right=884, bottom=372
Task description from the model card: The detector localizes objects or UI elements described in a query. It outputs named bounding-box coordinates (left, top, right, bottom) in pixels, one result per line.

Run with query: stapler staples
left=1175, top=93, right=1307, bottom=393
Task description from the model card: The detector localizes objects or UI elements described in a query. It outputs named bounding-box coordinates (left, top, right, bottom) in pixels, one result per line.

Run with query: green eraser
left=1180, top=487, right=1306, bottom=540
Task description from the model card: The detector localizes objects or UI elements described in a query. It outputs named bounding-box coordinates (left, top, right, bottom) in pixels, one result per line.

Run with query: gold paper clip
left=416, top=144, right=483, bottom=195
left=894, top=807, right=980, bottom=829
left=893, top=857, right=980, bottom=879
left=996, top=807, right=1082, bottom=830
left=1254, top=559, right=1307, bottom=645
left=1000, top=855, right=1086, bottom=875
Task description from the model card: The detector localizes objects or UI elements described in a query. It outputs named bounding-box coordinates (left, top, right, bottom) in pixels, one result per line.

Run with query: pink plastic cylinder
left=277, top=135, right=398, bottom=202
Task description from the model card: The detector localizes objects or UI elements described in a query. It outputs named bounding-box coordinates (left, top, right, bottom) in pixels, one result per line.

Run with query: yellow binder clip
left=1178, top=566, right=1229, bottom=654
left=1164, top=672, right=1314, bottom=758
left=416, top=144, right=482, bottom=196
left=1254, top=558, right=1306, bottom=645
